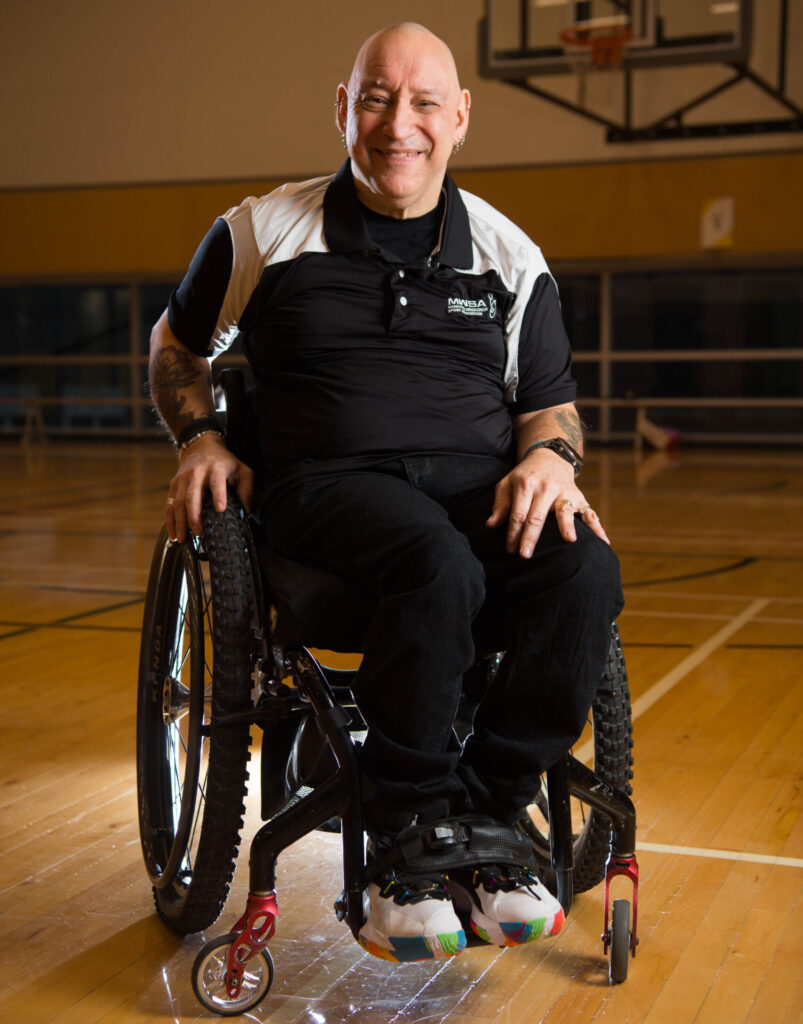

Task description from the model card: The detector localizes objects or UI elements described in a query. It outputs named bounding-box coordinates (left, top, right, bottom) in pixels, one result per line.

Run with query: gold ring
left=166, top=497, right=175, bottom=507
left=554, top=498, right=574, bottom=513
left=576, top=504, right=590, bottom=515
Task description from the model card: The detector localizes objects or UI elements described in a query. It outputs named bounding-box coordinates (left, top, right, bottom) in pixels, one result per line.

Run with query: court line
left=637, top=841, right=803, bottom=869
left=575, top=598, right=770, bottom=762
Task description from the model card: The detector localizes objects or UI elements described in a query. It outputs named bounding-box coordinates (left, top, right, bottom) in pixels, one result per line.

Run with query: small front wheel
left=192, top=934, right=275, bottom=1016
left=609, top=898, right=631, bottom=984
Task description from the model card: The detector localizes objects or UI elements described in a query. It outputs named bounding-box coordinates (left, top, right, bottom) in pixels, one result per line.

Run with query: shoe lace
left=379, top=870, right=451, bottom=906
left=472, top=863, right=540, bottom=897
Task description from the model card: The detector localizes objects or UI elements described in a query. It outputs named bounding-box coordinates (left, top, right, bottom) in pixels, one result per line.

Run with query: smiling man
left=337, top=25, right=470, bottom=217
left=148, top=23, right=623, bottom=964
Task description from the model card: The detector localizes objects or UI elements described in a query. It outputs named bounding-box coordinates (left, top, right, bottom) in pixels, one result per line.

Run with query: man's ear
left=335, top=84, right=349, bottom=133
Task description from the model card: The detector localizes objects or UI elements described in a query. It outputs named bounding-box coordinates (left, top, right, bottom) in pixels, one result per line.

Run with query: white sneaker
left=358, top=868, right=467, bottom=962
left=450, top=863, right=565, bottom=946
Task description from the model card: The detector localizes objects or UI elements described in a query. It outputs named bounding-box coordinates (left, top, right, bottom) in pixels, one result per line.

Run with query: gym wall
left=1, top=0, right=801, bottom=274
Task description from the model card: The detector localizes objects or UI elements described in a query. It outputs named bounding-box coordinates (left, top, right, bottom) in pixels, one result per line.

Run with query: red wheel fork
left=225, top=892, right=278, bottom=1000
left=602, top=853, right=639, bottom=957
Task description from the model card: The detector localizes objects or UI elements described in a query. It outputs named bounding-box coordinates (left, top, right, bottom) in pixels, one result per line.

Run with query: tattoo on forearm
left=148, top=346, right=205, bottom=434
left=555, top=408, right=583, bottom=449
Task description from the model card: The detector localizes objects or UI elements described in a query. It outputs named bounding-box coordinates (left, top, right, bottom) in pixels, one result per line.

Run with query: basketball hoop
left=560, top=18, right=633, bottom=68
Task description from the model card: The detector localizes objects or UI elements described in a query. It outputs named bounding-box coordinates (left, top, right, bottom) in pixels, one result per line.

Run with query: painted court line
left=637, top=841, right=803, bottom=869
left=628, top=598, right=769, bottom=721
left=575, top=598, right=770, bottom=763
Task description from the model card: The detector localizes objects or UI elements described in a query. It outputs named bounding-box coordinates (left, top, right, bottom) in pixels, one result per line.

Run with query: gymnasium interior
left=0, top=1, right=801, bottom=1021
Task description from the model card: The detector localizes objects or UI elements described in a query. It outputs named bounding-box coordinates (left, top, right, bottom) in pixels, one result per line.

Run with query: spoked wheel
left=609, top=898, right=631, bottom=983
left=136, top=495, right=257, bottom=934
left=192, top=934, right=275, bottom=1016
left=522, top=623, right=633, bottom=892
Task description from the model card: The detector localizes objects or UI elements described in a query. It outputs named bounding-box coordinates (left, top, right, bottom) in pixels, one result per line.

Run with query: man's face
left=336, top=27, right=470, bottom=219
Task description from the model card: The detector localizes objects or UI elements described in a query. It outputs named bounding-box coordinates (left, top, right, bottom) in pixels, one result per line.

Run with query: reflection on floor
left=0, top=441, right=800, bottom=1023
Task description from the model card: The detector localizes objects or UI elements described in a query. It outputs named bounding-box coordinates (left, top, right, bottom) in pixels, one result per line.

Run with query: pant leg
left=444, top=480, right=625, bottom=823
left=261, top=468, right=485, bottom=836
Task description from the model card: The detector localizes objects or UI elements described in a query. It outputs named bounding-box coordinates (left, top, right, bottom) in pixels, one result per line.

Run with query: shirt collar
left=323, top=159, right=473, bottom=268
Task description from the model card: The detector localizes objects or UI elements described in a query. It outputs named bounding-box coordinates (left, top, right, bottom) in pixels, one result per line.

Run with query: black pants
left=262, top=454, right=624, bottom=838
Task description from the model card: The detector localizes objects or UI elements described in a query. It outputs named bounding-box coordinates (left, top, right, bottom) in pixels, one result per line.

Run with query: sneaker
left=450, top=863, right=565, bottom=946
left=358, top=868, right=467, bottom=963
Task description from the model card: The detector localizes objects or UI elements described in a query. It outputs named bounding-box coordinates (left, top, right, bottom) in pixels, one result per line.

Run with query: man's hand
left=165, top=433, right=254, bottom=543
left=486, top=448, right=610, bottom=558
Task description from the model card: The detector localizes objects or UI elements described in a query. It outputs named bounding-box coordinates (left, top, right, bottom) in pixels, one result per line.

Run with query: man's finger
left=579, top=506, right=611, bottom=545
left=507, top=487, right=540, bottom=555
left=518, top=501, right=551, bottom=558
left=485, top=484, right=511, bottom=529
left=553, top=496, right=578, bottom=544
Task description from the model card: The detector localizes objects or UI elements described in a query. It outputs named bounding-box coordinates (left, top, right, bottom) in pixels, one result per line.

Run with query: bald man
left=149, top=23, right=623, bottom=963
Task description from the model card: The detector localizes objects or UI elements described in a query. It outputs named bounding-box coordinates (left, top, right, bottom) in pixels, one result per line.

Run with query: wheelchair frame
left=136, top=373, right=639, bottom=1016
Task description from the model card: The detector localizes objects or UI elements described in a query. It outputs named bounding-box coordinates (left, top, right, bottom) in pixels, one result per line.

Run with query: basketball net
left=559, top=16, right=632, bottom=111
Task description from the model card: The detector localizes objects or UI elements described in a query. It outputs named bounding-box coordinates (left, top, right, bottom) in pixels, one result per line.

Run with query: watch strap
left=522, top=437, right=583, bottom=475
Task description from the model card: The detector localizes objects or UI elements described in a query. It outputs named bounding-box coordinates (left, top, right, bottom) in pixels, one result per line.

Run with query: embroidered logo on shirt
left=447, top=293, right=497, bottom=319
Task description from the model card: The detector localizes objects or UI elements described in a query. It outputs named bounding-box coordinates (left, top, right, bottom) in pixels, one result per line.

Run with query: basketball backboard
left=479, top=0, right=751, bottom=77
left=478, top=0, right=802, bottom=142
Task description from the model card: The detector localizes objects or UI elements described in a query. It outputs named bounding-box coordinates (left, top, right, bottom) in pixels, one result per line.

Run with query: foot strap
left=367, top=815, right=536, bottom=882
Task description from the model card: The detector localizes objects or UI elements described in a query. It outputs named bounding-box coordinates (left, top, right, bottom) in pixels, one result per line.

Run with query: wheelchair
left=136, top=369, right=639, bottom=1016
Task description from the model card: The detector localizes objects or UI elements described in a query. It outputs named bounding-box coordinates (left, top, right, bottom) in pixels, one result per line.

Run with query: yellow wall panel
left=0, top=153, right=801, bottom=278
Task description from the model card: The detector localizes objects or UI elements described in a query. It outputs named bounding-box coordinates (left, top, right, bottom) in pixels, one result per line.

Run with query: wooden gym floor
left=0, top=439, right=801, bottom=1024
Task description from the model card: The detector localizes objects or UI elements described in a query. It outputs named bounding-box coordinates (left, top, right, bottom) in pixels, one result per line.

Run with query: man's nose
left=384, top=100, right=416, bottom=139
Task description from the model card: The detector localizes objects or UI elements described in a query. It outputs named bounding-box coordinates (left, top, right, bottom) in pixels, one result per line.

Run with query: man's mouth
left=375, top=149, right=424, bottom=159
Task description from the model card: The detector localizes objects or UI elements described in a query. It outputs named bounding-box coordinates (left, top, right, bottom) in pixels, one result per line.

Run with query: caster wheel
left=192, top=933, right=275, bottom=1016
left=609, top=898, right=630, bottom=984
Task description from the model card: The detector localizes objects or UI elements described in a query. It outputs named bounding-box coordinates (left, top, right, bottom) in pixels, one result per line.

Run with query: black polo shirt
left=168, top=160, right=576, bottom=481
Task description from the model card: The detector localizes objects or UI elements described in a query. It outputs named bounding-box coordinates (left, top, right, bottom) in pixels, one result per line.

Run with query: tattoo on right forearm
left=148, top=346, right=205, bottom=435
left=555, top=407, right=583, bottom=449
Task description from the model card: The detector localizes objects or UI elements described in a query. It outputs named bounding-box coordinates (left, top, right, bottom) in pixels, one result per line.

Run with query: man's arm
left=486, top=401, right=610, bottom=558
left=149, top=311, right=253, bottom=542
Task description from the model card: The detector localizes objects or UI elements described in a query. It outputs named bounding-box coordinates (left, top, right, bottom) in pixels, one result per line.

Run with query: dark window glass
left=611, top=405, right=803, bottom=436
left=0, top=285, right=130, bottom=356
left=611, top=359, right=803, bottom=400
left=557, top=274, right=600, bottom=352
left=572, top=360, right=599, bottom=397
left=611, top=270, right=803, bottom=351
left=139, top=282, right=179, bottom=354
left=0, top=364, right=132, bottom=430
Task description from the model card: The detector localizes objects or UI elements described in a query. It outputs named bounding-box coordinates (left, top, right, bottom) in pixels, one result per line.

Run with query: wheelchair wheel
left=192, top=934, right=275, bottom=1016
left=137, top=495, right=256, bottom=934
left=609, top=898, right=631, bottom=983
left=522, top=622, right=634, bottom=893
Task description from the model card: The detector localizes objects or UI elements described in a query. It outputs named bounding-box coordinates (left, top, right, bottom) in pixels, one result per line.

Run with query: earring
left=338, top=129, right=347, bottom=148
left=453, top=136, right=466, bottom=154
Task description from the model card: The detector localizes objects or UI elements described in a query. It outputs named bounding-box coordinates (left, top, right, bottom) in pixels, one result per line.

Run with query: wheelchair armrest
left=216, top=367, right=261, bottom=471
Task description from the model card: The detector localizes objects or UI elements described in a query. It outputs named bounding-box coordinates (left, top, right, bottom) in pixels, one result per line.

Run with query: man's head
left=336, top=23, right=470, bottom=219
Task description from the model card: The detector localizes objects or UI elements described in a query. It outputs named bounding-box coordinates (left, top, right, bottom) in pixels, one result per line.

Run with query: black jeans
left=261, top=454, right=624, bottom=838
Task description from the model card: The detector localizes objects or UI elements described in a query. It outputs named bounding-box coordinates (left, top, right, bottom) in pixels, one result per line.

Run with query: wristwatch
left=522, top=437, right=584, bottom=476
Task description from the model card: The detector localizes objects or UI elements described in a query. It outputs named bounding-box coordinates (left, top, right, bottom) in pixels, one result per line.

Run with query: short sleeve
left=510, top=273, right=577, bottom=414
left=167, top=218, right=234, bottom=355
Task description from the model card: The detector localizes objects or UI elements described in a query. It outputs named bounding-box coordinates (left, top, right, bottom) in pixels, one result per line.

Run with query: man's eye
left=364, top=96, right=387, bottom=107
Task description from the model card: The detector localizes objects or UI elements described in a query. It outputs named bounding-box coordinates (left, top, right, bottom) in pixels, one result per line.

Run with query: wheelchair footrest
left=366, top=815, right=537, bottom=882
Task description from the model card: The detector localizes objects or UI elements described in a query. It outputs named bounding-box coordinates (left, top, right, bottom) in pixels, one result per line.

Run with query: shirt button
left=398, top=270, right=405, bottom=278
left=399, top=295, right=408, bottom=306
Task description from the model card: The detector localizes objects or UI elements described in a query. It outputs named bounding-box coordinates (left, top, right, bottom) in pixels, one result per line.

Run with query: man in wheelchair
left=148, top=22, right=624, bottom=964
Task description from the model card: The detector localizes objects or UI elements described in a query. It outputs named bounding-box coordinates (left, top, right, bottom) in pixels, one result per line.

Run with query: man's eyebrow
left=359, top=78, right=446, bottom=96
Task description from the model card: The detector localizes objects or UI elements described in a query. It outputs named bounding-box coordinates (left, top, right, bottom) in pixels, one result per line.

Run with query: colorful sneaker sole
left=470, top=905, right=565, bottom=947
left=358, top=928, right=467, bottom=963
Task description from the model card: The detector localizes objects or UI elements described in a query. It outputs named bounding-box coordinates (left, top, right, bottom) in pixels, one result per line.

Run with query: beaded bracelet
left=175, top=416, right=223, bottom=450
left=178, top=428, right=224, bottom=452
